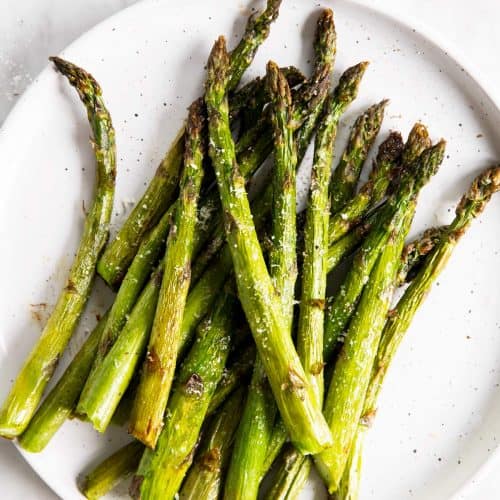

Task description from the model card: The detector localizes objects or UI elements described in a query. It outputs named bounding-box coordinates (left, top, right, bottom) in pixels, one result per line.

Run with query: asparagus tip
left=49, top=56, right=101, bottom=95
left=333, top=61, right=369, bottom=107
left=376, top=131, right=404, bottom=165
left=459, top=165, right=500, bottom=210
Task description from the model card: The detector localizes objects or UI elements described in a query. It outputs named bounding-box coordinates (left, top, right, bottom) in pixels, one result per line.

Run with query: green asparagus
left=327, top=131, right=403, bottom=245
left=323, top=141, right=446, bottom=361
left=129, top=100, right=205, bottom=447
left=0, top=58, right=116, bottom=438
left=329, top=100, right=388, bottom=214
left=206, top=37, right=332, bottom=454
left=18, top=312, right=109, bottom=452
left=80, top=441, right=144, bottom=499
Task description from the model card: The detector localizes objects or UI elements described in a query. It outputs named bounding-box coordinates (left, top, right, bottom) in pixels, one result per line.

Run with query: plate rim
left=1, top=0, right=498, bottom=498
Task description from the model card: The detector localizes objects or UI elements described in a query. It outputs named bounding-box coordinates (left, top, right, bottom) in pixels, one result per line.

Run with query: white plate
left=1, top=0, right=500, bottom=498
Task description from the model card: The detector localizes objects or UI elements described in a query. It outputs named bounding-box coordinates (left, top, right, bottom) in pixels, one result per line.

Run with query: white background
left=0, top=0, right=499, bottom=498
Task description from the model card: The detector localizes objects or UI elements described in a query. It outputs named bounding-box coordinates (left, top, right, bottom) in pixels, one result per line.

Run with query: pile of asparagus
left=1, top=2, right=499, bottom=499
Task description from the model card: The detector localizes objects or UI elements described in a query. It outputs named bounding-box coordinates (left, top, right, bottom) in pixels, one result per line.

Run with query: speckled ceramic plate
left=1, top=0, right=500, bottom=498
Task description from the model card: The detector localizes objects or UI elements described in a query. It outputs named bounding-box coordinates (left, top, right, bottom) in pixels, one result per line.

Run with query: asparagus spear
left=232, top=66, right=306, bottom=124
left=0, top=58, right=116, bottom=438
left=327, top=131, right=403, bottom=245
left=329, top=100, right=388, bottom=214
left=97, top=0, right=282, bottom=288
left=223, top=62, right=302, bottom=500
left=206, top=37, right=332, bottom=454
left=336, top=166, right=500, bottom=500
left=131, top=290, right=237, bottom=499
left=323, top=141, right=446, bottom=361
left=18, top=312, right=109, bottom=452
left=297, top=64, right=366, bottom=405
left=80, top=441, right=144, bottom=500
left=180, top=388, right=246, bottom=500
left=129, top=101, right=205, bottom=448
left=316, top=141, right=446, bottom=492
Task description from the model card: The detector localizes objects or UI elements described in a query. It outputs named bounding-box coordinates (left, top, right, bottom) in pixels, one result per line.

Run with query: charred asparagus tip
left=457, top=165, right=500, bottom=214
left=50, top=56, right=101, bottom=97
left=375, top=131, right=404, bottom=166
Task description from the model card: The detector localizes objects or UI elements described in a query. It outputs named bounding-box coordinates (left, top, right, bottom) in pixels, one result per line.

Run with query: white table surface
left=1, top=0, right=499, bottom=498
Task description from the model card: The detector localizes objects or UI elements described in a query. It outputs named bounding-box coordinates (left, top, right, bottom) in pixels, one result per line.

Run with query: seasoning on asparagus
left=180, top=388, right=246, bottom=500
left=129, top=100, right=205, bottom=448
left=18, top=312, right=109, bottom=452
left=0, top=58, right=116, bottom=438
left=336, top=165, right=500, bottom=500
left=316, top=140, right=446, bottom=492
left=80, top=441, right=144, bottom=500
left=131, top=290, right=238, bottom=499
left=329, top=100, right=388, bottom=214
left=97, top=0, right=283, bottom=288
left=206, top=36, right=332, bottom=454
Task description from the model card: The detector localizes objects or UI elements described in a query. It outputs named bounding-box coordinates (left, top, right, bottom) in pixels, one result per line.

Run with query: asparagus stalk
left=180, top=388, right=246, bottom=500
left=329, top=100, right=388, bottom=214
left=327, top=131, right=403, bottom=245
left=232, top=66, right=306, bottom=124
left=129, top=101, right=206, bottom=448
left=131, top=290, right=237, bottom=499
left=316, top=141, right=446, bottom=492
left=297, top=63, right=365, bottom=405
left=336, top=166, right=500, bottom=500
left=323, top=141, right=446, bottom=361
left=223, top=62, right=304, bottom=500
left=80, top=441, right=144, bottom=500
left=267, top=61, right=298, bottom=324
left=97, top=0, right=282, bottom=287
left=17, top=312, right=109, bottom=452
left=206, top=37, right=332, bottom=454
left=317, top=202, right=415, bottom=493
left=0, top=58, right=116, bottom=438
